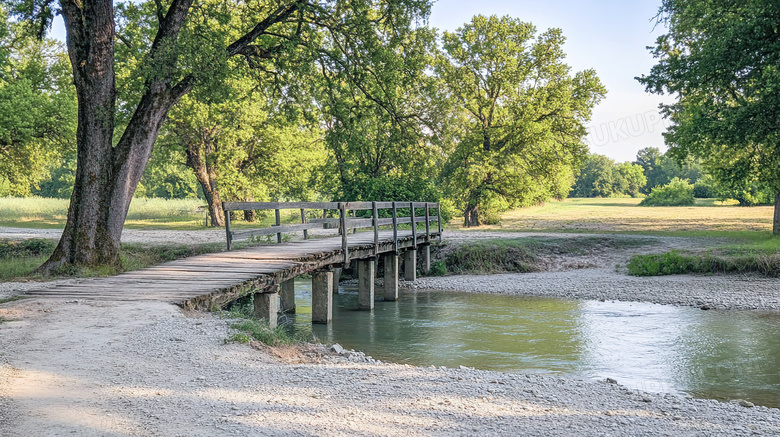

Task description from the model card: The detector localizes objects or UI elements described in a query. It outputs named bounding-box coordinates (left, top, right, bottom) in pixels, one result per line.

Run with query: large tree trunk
left=774, top=193, right=780, bottom=235
left=463, top=205, right=480, bottom=227
left=40, top=0, right=194, bottom=274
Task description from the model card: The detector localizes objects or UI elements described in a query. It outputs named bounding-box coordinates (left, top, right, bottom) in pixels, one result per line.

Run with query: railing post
left=372, top=201, right=379, bottom=256
left=352, top=209, right=357, bottom=234
left=224, top=207, right=232, bottom=250
left=340, top=202, right=349, bottom=265
left=275, top=208, right=282, bottom=243
left=410, top=202, right=417, bottom=248
left=425, top=202, right=431, bottom=244
left=300, top=208, right=308, bottom=240
left=392, top=201, right=398, bottom=254
left=437, top=203, right=442, bottom=242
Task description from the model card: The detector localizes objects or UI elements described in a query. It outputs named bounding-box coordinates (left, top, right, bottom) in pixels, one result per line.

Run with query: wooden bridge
left=24, top=201, right=442, bottom=325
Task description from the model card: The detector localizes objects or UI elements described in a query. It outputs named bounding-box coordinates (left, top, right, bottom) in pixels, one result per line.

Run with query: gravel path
left=1, top=228, right=779, bottom=435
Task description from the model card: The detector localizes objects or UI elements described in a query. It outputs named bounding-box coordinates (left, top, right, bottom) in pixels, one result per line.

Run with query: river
left=283, top=279, right=780, bottom=408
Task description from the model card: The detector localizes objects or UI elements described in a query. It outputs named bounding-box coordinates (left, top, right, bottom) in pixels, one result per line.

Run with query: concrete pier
left=253, top=289, right=279, bottom=328
left=403, top=249, right=417, bottom=281
left=332, top=267, right=342, bottom=294
left=420, top=244, right=431, bottom=274
left=311, top=271, right=333, bottom=324
left=383, top=253, right=399, bottom=301
left=358, top=258, right=376, bottom=310
left=279, top=279, right=295, bottom=313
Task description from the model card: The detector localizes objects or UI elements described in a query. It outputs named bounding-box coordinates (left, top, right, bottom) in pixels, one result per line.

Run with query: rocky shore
left=1, top=297, right=778, bottom=436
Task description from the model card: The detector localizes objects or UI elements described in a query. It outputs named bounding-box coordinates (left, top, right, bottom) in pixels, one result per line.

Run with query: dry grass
left=452, top=198, right=772, bottom=234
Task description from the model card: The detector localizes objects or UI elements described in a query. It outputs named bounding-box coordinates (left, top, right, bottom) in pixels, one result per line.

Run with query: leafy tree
left=570, top=154, right=616, bottom=198
left=0, top=8, right=75, bottom=196
left=633, top=147, right=701, bottom=193
left=162, top=74, right=325, bottom=226
left=136, top=143, right=199, bottom=199
left=318, top=25, right=444, bottom=204
left=436, top=15, right=605, bottom=226
left=614, top=162, right=646, bottom=197
left=6, top=0, right=432, bottom=272
left=638, top=0, right=780, bottom=232
left=570, top=154, right=646, bottom=198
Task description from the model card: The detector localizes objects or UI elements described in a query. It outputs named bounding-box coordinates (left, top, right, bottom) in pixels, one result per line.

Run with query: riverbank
left=405, top=268, right=780, bottom=311
left=1, top=297, right=778, bottom=436
left=2, top=229, right=780, bottom=434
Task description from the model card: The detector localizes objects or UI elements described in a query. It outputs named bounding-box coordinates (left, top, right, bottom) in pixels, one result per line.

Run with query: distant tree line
left=570, top=147, right=774, bottom=206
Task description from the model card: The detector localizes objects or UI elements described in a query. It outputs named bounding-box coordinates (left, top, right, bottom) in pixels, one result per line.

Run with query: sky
left=428, top=0, right=675, bottom=163
left=49, top=0, right=674, bottom=163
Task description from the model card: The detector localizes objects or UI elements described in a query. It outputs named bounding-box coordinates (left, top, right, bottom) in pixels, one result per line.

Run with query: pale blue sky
left=429, top=0, right=673, bottom=162
left=50, top=0, right=670, bottom=162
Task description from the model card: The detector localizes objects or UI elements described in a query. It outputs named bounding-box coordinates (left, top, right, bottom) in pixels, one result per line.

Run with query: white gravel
left=1, top=298, right=778, bottom=436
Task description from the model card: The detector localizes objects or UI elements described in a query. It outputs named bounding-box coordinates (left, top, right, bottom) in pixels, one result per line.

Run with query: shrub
left=693, top=179, right=715, bottom=198
left=639, top=178, right=694, bottom=206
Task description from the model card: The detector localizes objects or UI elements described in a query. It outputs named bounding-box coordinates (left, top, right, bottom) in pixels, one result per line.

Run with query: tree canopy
left=638, top=0, right=780, bottom=232
left=0, top=7, right=75, bottom=196
left=436, top=15, right=605, bottom=226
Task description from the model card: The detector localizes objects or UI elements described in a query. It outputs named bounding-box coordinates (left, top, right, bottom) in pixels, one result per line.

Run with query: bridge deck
left=24, top=230, right=437, bottom=310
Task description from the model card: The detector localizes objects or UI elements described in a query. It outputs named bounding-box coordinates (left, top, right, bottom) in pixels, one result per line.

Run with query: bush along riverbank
left=627, top=250, right=780, bottom=277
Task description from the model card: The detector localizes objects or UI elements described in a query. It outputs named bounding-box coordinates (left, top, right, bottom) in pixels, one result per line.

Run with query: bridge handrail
left=222, top=201, right=442, bottom=263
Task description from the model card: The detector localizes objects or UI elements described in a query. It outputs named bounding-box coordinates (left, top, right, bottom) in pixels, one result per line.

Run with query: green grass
left=627, top=250, right=780, bottom=277
left=451, top=197, right=774, bottom=235
left=626, top=234, right=780, bottom=277
left=0, top=196, right=209, bottom=229
left=224, top=302, right=314, bottom=346
left=0, top=296, right=24, bottom=305
left=0, top=238, right=231, bottom=281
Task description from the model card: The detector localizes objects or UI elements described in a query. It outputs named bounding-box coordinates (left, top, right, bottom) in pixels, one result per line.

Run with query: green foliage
left=638, top=1, right=780, bottom=218
left=693, top=175, right=716, bottom=199
left=225, top=302, right=314, bottom=346
left=137, top=145, right=200, bottom=199
left=639, top=178, right=695, bottom=206
left=627, top=250, right=780, bottom=277
left=0, top=8, right=76, bottom=196
left=437, top=15, right=606, bottom=225
left=633, top=147, right=702, bottom=194
left=571, top=154, right=647, bottom=198
left=428, top=261, right=447, bottom=276
left=444, top=239, right=540, bottom=274
left=0, top=238, right=55, bottom=258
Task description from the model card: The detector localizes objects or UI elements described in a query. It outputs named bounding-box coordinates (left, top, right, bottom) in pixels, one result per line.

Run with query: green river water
left=283, top=279, right=780, bottom=408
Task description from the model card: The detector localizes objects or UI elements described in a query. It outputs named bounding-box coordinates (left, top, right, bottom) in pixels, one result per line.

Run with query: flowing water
left=284, top=279, right=780, bottom=408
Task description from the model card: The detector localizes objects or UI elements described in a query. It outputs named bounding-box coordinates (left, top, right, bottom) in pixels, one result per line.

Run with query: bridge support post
left=419, top=244, right=431, bottom=275
left=280, top=279, right=295, bottom=313
left=403, top=249, right=417, bottom=282
left=358, top=258, right=375, bottom=310
left=254, top=288, right=279, bottom=328
left=312, top=271, right=333, bottom=324
left=332, top=267, right=342, bottom=294
left=383, top=253, right=399, bottom=301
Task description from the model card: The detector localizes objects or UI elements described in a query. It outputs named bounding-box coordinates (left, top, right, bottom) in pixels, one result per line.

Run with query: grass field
left=451, top=198, right=774, bottom=236
left=0, top=197, right=334, bottom=230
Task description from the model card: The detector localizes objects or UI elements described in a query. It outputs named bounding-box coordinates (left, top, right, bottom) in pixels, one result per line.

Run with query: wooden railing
left=222, top=201, right=442, bottom=262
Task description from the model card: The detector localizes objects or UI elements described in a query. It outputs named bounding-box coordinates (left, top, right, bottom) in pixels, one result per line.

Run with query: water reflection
left=288, top=278, right=780, bottom=407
